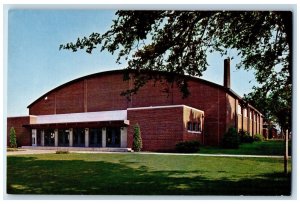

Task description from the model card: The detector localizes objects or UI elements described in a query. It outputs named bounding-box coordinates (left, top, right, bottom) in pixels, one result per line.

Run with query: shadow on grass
left=7, top=156, right=291, bottom=195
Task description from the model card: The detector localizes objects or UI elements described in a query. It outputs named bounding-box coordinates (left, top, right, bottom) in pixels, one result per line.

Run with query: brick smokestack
left=224, top=58, right=230, bottom=89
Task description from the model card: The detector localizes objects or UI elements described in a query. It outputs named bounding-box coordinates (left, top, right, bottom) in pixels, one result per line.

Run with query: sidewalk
left=6, top=148, right=288, bottom=158
left=6, top=149, right=57, bottom=155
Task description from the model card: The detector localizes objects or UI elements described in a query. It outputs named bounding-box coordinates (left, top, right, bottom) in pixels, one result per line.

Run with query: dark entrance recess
left=73, top=128, right=85, bottom=147
left=106, top=127, right=120, bottom=147
left=89, top=128, right=102, bottom=147
left=44, top=129, right=55, bottom=146
left=58, top=129, right=70, bottom=147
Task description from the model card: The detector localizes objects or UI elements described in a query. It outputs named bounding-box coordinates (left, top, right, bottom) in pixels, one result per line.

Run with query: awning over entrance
left=29, top=110, right=129, bottom=125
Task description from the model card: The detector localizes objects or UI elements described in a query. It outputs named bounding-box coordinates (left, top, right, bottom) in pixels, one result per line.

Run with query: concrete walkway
left=6, top=148, right=288, bottom=158
left=6, top=149, right=57, bottom=155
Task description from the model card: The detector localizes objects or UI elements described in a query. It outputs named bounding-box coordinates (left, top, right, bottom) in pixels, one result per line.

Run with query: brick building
left=7, top=59, right=263, bottom=151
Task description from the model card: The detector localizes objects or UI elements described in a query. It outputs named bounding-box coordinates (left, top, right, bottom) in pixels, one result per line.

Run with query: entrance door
left=106, top=127, right=120, bottom=147
left=58, top=129, right=70, bottom=147
left=44, top=129, right=55, bottom=146
left=73, top=128, right=85, bottom=147
left=89, top=128, right=102, bottom=147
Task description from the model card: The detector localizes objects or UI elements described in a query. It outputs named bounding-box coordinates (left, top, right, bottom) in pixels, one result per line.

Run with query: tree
left=9, top=127, right=17, bottom=148
left=244, top=86, right=291, bottom=174
left=60, top=11, right=292, bottom=101
left=243, top=87, right=291, bottom=134
left=132, top=123, right=142, bottom=152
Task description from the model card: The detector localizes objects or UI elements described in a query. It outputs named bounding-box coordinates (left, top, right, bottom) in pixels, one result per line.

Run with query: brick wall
left=27, top=71, right=262, bottom=146
left=7, top=116, right=32, bottom=147
left=127, top=106, right=183, bottom=151
left=127, top=106, right=203, bottom=151
left=170, top=79, right=227, bottom=145
left=29, top=91, right=56, bottom=115
left=182, top=106, right=204, bottom=144
left=87, top=75, right=129, bottom=112
left=56, top=80, right=85, bottom=114
left=225, top=94, right=237, bottom=132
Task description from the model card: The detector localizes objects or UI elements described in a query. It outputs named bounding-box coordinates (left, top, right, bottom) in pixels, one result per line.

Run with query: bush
left=9, top=127, right=17, bottom=148
left=239, top=130, right=254, bottom=143
left=254, top=134, right=264, bottom=142
left=222, top=127, right=239, bottom=149
left=55, top=150, right=69, bottom=154
left=132, top=123, right=143, bottom=152
left=175, top=141, right=200, bottom=153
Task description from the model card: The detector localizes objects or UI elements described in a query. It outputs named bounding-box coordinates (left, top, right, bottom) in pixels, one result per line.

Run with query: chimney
left=224, top=58, right=230, bottom=89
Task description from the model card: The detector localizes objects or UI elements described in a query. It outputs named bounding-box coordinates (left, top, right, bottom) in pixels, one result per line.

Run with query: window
left=237, top=104, right=242, bottom=115
left=193, top=123, right=199, bottom=131
left=187, top=121, right=201, bottom=132
left=187, top=122, right=193, bottom=131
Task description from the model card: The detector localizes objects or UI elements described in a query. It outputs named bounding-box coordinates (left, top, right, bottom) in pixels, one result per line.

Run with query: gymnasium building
left=7, top=59, right=263, bottom=151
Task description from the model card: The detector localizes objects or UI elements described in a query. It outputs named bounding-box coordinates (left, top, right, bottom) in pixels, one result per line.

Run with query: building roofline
left=26, top=69, right=263, bottom=115
left=127, top=104, right=205, bottom=114
left=27, top=69, right=125, bottom=108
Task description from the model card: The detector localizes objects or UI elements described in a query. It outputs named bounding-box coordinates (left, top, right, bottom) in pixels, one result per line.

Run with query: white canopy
left=30, top=110, right=128, bottom=125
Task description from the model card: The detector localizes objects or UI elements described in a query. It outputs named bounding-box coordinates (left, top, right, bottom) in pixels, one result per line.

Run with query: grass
left=199, top=140, right=291, bottom=156
left=7, top=153, right=291, bottom=195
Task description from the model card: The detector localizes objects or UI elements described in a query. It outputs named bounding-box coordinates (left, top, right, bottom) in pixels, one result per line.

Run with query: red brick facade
left=7, top=116, right=32, bottom=147
left=8, top=69, right=263, bottom=151
left=127, top=106, right=204, bottom=151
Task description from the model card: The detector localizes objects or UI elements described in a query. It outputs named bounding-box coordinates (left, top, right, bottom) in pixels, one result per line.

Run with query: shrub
left=175, top=141, right=200, bottom=153
left=55, top=150, right=69, bottom=154
left=222, top=127, right=239, bottom=149
left=254, top=134, right=264, bottom=142
left=239, top=130, right=254, bottom=143
left=9, top=127, right=17, bottom=148
left=132, top=123, right=143, bottom=152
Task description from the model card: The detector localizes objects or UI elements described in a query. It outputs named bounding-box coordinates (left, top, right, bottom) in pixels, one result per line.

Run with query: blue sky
left=7, top=9, right=258, bottom=116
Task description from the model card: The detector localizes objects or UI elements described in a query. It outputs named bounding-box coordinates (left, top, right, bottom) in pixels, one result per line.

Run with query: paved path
left=6, top=149, right=288, bottom=158
left=6, top=149, right=57, bottom=155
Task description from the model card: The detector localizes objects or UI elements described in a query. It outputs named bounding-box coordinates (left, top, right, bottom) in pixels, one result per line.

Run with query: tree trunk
left=284, top=129, right=289, bottom=174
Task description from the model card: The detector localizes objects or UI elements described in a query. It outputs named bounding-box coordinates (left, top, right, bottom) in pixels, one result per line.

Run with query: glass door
left=73, top=128, right=85, bottom=147
left=44, top=129, right=55, bottom=146
left=89, top=128, right=102, bottom=147
left=106, top=127, right=120, bottom=147
left=58, top=129, right=70, bottom=147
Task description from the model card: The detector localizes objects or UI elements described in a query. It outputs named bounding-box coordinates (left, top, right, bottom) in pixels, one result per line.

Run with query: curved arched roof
left=27, top=69, right=261, bottom=114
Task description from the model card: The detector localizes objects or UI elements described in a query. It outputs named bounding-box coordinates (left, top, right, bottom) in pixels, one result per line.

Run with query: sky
left=7, top=9, right=258, bottom=116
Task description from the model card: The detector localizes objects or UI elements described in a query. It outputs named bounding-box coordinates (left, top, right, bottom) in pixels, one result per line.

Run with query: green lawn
left=7, top=153, right=291, bottom=195
left=199, top=140, right=291, bottom=156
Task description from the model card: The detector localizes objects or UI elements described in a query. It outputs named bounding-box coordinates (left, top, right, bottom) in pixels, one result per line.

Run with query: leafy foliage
left=238, top=130, right=254, bottom=144
left=132, top=123, right=142, bottom=152
left=222, top=127, right=239, bottom=149
left=254, top=134, right=264, bottom=142
left=175, top=140, right=201, bottom=153
left=55, top=150, right=69, bottom=154
left=60, top=11, right=292, bottom=101
left=60, top=11, right=292, bottom=135
left=243, top=85, right=291, bottom=133
left=9, top=127, right=17, bottom=148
